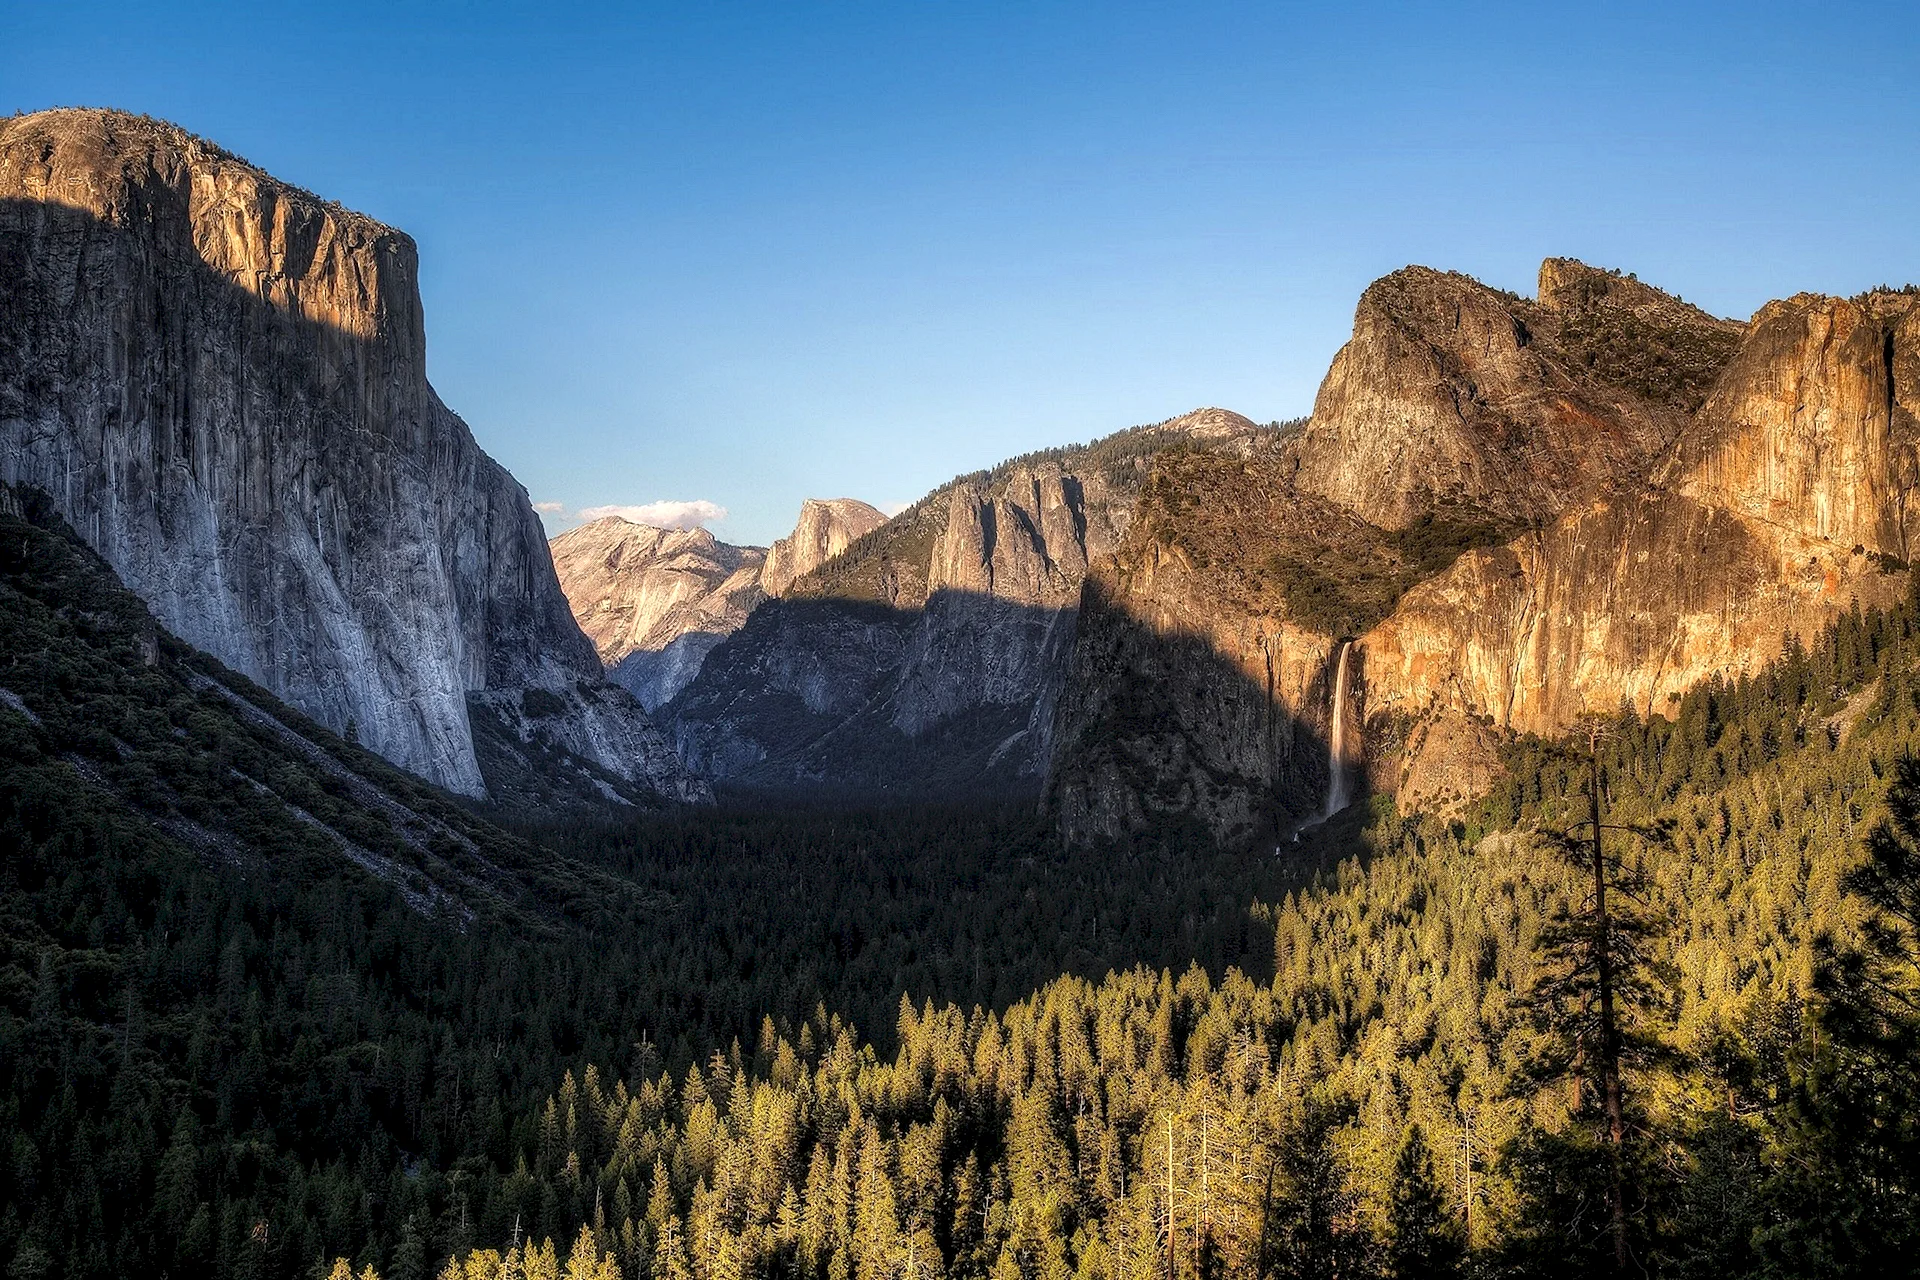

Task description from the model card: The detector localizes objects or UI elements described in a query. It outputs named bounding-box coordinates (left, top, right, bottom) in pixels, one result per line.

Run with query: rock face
left=1049, top=449, right=1365, bottom=845
left=760, top=498, right=887, bottom=596
left=1053, top=261, right=1920, bottom=846
left=0, top=108, right=705, bottom=803
left=1364, top=287, right=1920, bottom=741
left=1294, top=262, right=1740, bottom=529
left=666, top=409, right=1270, bottom=799
left=550, top=518, right=767, bottom=710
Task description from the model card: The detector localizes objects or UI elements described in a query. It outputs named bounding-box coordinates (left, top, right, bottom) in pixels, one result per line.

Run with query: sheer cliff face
left=1056, top=264, right=1920, bottom=845
left=1673, top=292, right=1920, bottom=557
left=1047, top=452, right=1354, bottom=845
left=1366, top=288, right=1920, bottom=743
left=0, top=109, right=703, bottom=802
left=760, top=499, right=887, bottom=596
left=550, top=519, right=767, bottom=710
left=666, top=410, right=1264, bottom=798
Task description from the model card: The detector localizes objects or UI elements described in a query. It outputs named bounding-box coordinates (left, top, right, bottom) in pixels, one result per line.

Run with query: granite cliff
left=1363, top=285, right=1918, bottom=771
left=548, top=498, right=884, bottom=711
left=550, top=518, right=767, bottom=710
left=760, top=498, right=887, bottom=596
left=1051, top=261, right=1920, bottom=846
left=0, top=108, right=705, bottom=804
left=665, top=409, right=1274, bottom=798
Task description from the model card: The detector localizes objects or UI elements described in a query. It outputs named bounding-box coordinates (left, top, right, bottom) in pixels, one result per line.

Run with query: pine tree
left=565, top=1223, right=620, bottom=1280
left=1522, top=721, right=1675, bottom=1272
left=1385, top=1126, right=1462, bottom=1280
left=1760, top=753, right=1920, bottom=1272
left=1267, top=1099, right=1373, bottom=1280
left=392, top=1215, right=429, bottom=1280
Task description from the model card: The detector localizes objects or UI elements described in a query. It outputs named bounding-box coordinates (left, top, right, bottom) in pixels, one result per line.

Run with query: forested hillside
left=6, top=494, right=1919, bottom=1277
left=0, top=504, right=1293, bottom=1280
left=412, top=594, right=1920, bottom=1280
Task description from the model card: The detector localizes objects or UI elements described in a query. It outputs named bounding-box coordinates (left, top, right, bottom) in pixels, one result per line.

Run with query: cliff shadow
left=664, top=590, right=1082, bottom=807
left=1046, top=575, right=1372, bottom=857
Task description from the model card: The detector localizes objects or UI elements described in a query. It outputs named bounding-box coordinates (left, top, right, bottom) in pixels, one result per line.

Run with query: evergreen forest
left=3, top=508, right=1919, bottom=1280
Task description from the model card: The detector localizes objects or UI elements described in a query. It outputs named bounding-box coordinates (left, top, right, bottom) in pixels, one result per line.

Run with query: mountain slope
left=548, top=499, right=888, bottom=713
left=1048, top=260, right=1915, bottom=846
left=1294, top=259, right=1741, bottom=528
left=0, top=108, right=702, bottom=804
left=664, top=409, right=1279, bottom=799
left=550, top=519, right=768, bottom=709
left=0, top=486, right=1310, bottom=1279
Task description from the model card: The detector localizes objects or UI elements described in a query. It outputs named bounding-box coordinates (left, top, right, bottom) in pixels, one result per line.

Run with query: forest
left=2, top=506, right=1919, bottom=1278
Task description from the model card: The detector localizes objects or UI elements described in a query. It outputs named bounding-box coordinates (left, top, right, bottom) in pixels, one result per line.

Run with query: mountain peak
left=1161, top=407, right=1261, bottom=439
left=1536, top=256, right=1742, bottom=334
left=761, top=498, right=887, bottom=596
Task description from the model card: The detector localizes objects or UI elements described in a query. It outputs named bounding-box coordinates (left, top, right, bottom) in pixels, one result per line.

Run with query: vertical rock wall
left=0, top=108, right=701, bottom=802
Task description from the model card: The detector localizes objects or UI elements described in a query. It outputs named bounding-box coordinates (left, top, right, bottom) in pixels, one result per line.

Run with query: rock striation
left=550, top=518, right=767, bottom=710
left=760, top=498, right=887, bottom=596
left=0, top=108, right=705, bottom=803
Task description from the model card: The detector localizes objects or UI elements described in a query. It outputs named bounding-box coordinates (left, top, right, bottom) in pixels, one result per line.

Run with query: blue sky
left=9, top=2, right=1919, bottom=545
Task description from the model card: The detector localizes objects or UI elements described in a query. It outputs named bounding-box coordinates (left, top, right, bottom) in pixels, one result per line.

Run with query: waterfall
left=1325, top=640, right=1353, bottom=817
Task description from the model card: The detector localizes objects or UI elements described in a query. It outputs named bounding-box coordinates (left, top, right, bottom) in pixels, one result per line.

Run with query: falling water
left=1325, top=640, right=1353, bottom=817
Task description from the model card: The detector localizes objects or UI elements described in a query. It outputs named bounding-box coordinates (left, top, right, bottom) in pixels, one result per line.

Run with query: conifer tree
left=1384, top=1126, right=1462, bottom=1280
left=1522, top=721, right=1674, bottom=1272
left=1266, top=1099, right=1372, bottom=1280
left=1760, top=754, right=1920, bottom=1272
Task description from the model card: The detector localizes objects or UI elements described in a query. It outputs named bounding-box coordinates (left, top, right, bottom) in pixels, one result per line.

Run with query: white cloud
left=879, top=501, right=910, bottom=517
left=532, top=500, right=566, bottom=514
left=577, top=499, right=729, bottom=530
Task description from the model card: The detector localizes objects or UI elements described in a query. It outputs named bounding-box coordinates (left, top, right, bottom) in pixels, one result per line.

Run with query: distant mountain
left=548, top=498, right=886, bottom=711
left=760, top=498, right=888, bottom=596
left=0, top=108, right=705, bottom=805
left=662, top=408, right=1281, bottom=800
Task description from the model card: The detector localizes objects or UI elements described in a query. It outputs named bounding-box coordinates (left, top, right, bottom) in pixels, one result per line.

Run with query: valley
left=1, top=105, right=1917, bottom=1280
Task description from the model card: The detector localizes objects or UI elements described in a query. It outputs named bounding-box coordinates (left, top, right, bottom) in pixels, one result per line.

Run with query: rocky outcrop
left=760, top=498, right=887, bottom=596
left=550, top=518, right=767, bottom=709
left=666, top=409, right=1270, bottom=798
left=1364, top=288, right=1920, bottom=746
left=0, top=108, right=704, bottom=803
left=1046, top=445, right=1370, bottom=845
left=1294, top=262, right=1739, bottom=529
left=1672, top=291, right=1920, bottom=557
left=1051, top=264, right=1920, bottom=844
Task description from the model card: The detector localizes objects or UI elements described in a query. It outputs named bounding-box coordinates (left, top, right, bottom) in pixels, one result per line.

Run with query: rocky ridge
left=1051, top=260, right=1920, bottom=846
left=0, top=108, right=705, bottom=804
left=1363, top=284, right=1919, bottom=748
left=550, top=519, right=768, bottom=710
left=665, top=408, right=1276, bottom=797
left=548, top=497, right=888, bottom=711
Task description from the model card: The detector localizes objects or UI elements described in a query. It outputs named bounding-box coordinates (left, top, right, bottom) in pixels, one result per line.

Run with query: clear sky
left=8, top=2, right=1919, bottom=545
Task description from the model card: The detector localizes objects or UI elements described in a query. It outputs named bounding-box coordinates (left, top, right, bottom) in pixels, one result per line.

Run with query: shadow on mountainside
left=1047, top=574, right=1355, bottom=852
left=664, top=566, right=1376, bottom=868
left=0, top=193, right=687, bottom=809
left=662, top=590, right=1082, bottom=805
